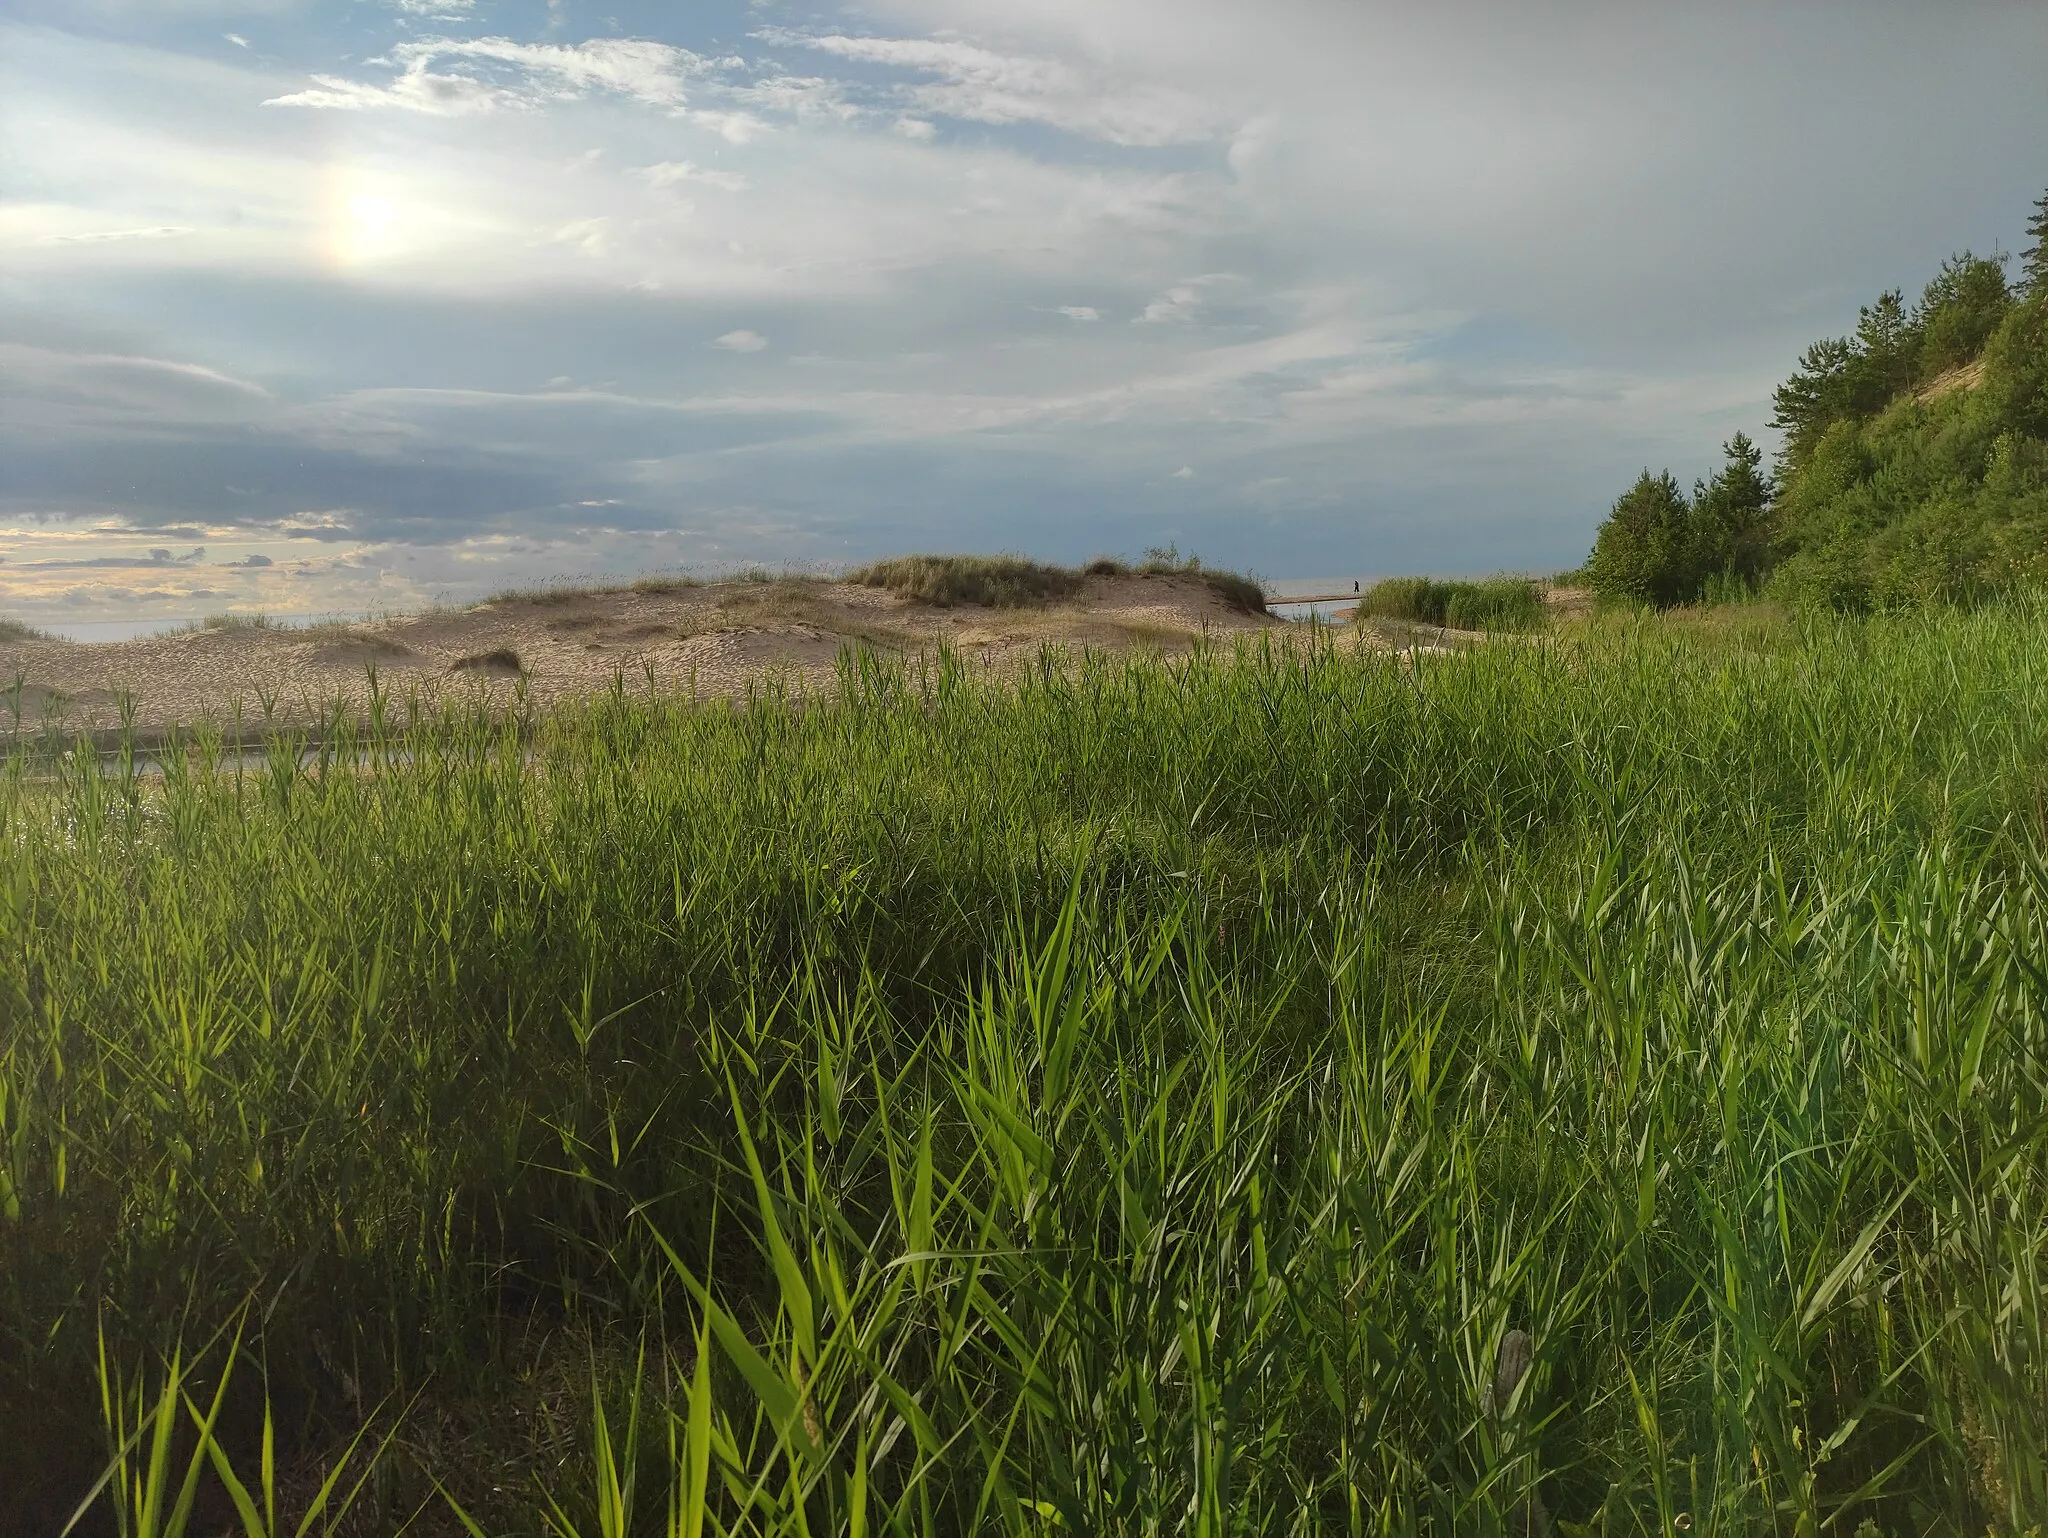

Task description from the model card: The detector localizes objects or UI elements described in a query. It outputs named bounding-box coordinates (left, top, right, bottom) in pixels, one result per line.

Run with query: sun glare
left=321, top=168, right=415, bottom=268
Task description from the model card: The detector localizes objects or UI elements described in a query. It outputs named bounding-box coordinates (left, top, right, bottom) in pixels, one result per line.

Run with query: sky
left=2, top=0, right=2046, bottom=627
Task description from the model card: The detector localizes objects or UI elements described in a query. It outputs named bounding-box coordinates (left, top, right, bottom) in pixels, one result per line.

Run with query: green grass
left=483, top=573, right=710, bottom=607
left=1359, top=576, right=1548, bottom=631
left=0, top=617, right=56, bottom=642
left=849, top=554, right=1089, bottom=607
left=5, top=605, right=2048, bottom=1534
left=157, top=612, right=283, bottom=636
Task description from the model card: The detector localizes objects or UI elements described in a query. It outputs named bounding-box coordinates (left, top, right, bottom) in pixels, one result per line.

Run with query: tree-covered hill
left=1587, top=185, right=2048, bottom=609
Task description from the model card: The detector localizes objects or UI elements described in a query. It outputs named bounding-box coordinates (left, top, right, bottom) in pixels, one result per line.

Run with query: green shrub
left=852, top=551, right=1268, bottom=615
left=850, top=554, right=1087, bottom=607
left=1358, top=575, right=1544, bottom=631
left=1358, top=576, right=1455, bottom=625
left=1442, top=578, right=1544, bottom=631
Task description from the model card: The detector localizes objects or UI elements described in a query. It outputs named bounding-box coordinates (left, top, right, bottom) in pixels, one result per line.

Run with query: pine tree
left=1771, top=336, right=1857, bottom=471
left=2022, top=185, right=2048, bottom=298
left=1691, top=433, right=1774, bottom=587
left=1912, top=252, right=2010, bottom=377
left=1587, top=471, right=1694, bottom=607
left=1849, top=290, right=1915, bottom=405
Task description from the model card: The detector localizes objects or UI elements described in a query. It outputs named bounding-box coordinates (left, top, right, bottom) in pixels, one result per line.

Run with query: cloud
left=262, top=67, right=507, bottom=115
left=223, top=33, right=248, bottom=47
left=1135, top=287, right=1200, bottom=324
left=1170, top=465, right=1194, bottom=479
left=0, top=344, right=272, bottom=420
left=686, top=109, right=766, bottom=144
left=638, top=161, right=750, bottom=192
left=730, top=75, right=857, bottom=122
left=265, top=36, right=719, bottom=116
left=714, top=330, right=769, bottom=353
left=758, top=29, right=1220, bottom=145
left=1133, top=274, right=1240, bottom=326
left=11, top=0, right=2048, bottom=619
left=41, top=226, right=195, bottom=245
left=550, top=217, right=613, bottom=255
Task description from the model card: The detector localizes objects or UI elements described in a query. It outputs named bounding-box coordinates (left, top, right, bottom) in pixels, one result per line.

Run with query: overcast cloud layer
left=3, top=0, right=2045, bottom=625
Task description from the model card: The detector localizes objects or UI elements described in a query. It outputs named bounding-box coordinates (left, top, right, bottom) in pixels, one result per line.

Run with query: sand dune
left=0, top=571, right=1285, bottom=742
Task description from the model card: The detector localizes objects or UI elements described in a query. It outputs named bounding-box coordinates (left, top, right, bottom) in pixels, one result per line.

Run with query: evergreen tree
left=1771, top=336, right=1857, bottom=471
left=1588, top=471, right=1694, bottom=606
left=1691, top=432, right=1775, bottom=585
left=1912, top=252, right=2011, bottom=377
left=1848, top=290, right=1915, bottom=407
left=2023, top=185, right=2048, bottom=298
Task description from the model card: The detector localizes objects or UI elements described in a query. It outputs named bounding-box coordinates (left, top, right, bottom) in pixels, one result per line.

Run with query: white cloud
left=688, top=109, right=766, bottom=144
left=42, top=226, right=195, bottom=244
left=223, top=33, right=249, bottom=47
left=550, top=217, right=613, bottom=255
left=731, top=75, right=857, bottom=122
left=1134, top=274, right=1240, bottom=325
left=1170, top=465, right=1195, bottom=478
left=639, top=160, right=750, bottom=192
left=265, top=36, right=718, bottom=116
left=262, top=67, right=510, bottom=115
left=0, top=344, right=271, bottom=420
left=1057, top=305, right=1100, bottom=321
left=714, top=330, right=769, bottom=352
left=758, top=29, right=1220, bottom=145
left=1135, top=286, right=1199, bottom=324
left=894, top=117, right=936, bottom=140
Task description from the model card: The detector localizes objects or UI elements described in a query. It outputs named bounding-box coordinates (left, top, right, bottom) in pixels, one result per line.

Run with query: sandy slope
left=0, top=572, right=1284, bottom=741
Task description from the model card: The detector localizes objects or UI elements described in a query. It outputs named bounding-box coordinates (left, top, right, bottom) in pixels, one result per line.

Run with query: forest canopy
left=1585, top=184, right=2048, bottom=610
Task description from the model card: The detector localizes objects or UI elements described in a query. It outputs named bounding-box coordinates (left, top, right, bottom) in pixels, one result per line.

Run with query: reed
left=5, top=603, right=2047, bottom=1533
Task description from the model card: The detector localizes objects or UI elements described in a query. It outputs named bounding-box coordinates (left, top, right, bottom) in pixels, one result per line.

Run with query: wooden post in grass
left=1482, top=1330, right=1551, bottom=1538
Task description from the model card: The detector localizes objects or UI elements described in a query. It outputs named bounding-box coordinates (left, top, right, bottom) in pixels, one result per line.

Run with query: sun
left=321, top=168, right=413, bottom=268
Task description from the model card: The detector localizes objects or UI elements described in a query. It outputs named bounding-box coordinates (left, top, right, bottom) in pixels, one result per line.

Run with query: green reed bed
left=3, top=610, right=2047, bottom=1535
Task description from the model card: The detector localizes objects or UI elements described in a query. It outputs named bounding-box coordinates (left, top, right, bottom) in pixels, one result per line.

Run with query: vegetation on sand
left=850, top=551, right=1268, bottom=615
left=1356, top=576, right=1547, bottom=632
left=849, top=554, right=1088, bottom=608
